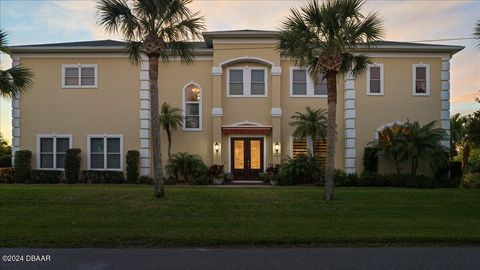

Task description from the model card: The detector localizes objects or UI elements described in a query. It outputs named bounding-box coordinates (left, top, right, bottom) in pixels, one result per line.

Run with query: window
left=62, top=64, right=97, bottom=88
left=367, top=64, right=384, bottom=95
left=290, top=68, right=327, bottom=97
left=88, top=135, right=123, bottom=170
left=183, top=84, right=202, bottom=130
left=291, top=137, right=327, bottom=164
left=37, top=134, right=72, bottom=169
left=413, top=64, right=430, bottom=95
left=227, top=67, right=267, bottom=97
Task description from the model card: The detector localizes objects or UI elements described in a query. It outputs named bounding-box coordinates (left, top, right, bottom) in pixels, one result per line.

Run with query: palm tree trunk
left=166, top=126, right=172, bottom=160
left=324, top=71, right=337, bottom=202
left=148, top=54, right=165, bottom=197
left=307, top=135, right=314, bottom=156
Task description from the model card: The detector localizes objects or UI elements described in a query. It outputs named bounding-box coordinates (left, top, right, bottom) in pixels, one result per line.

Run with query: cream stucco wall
left=18, top=56, right=140, bottom=171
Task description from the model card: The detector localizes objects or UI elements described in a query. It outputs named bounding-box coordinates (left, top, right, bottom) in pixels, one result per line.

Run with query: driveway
left=1, top=247, right=479, bottom=270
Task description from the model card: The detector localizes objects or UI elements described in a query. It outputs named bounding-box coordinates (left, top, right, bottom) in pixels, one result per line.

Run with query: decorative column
left=344, top=71, right=356, bottom=174
left=139, top=54, right=151, bottom=176
left=271, top=66, right=282, bottom=164
left=11, top=56, right=21, bottom=164
left=211, top=66, right=223, bottom=164
left=440, top=56, right=451, bottom=150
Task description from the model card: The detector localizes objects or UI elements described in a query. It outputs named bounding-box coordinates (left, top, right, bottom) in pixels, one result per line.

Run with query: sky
left=0, top=0, right=479, bottom=144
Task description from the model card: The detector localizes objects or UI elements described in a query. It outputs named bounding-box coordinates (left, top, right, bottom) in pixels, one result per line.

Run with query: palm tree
left=97, top=0, right=205, bottom=197
left=278, top=0, right=383, bottom=201
left=450, top=113, right=468, bottom=162
left=376, top=123, right=407, bottom=174
left=402, top=121, right=448, bottom=176
left=289, top=106, right=327, bottom=155
left=159, top=102, right=183, bottom=160
left=0, top=29, right=33, bottom=98
left=474, top=20, right=480, bottom=48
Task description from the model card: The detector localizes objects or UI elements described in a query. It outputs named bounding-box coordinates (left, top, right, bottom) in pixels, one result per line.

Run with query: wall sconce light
left=214, top=142, right=220, bottom=154
left=274, top=142, right=280, bottom=155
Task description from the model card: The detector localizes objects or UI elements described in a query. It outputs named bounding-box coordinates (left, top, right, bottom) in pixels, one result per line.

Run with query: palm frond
left=97, top=0, right=139, bottom=40
left=0, top=29, right=8, bottom=53
left=0, top=65, right=33, bottom=99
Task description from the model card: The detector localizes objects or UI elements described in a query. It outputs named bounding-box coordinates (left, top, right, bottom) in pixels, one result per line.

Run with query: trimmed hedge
left=0, top=155, right=12, bottom=168
left=13, top=150, right=32, bottom=183
left=363, top=147, right=378, bottom=174
left=65, top=148, right=81, bottom=184
left=30, top=170, right=64, bottom=184
left=126, top=150, right=140, bottom=183
left=80, top=170, right=125, bottom=184
left=138, top=175, right=154, bottom=185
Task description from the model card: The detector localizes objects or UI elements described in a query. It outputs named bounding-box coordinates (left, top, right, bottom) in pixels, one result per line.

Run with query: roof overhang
left=202, top=30, right=279, bottom=47
left=352, top=44, right=464, bottom=55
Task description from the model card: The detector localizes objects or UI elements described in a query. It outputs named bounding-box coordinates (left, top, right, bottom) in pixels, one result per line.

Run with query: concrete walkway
left=1, top=247, right=479, bottom=270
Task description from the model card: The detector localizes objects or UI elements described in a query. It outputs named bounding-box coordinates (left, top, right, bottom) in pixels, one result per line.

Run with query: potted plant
left=208, top=164, right=225, bottom=185
left=261, top=164, right=281, bottom=185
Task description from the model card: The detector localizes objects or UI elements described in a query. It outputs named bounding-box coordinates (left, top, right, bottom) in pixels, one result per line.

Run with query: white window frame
left=289, top=67, right=327, bottom=97
left=62, top=64, right=98, bottom=89
left=182, top=82, right=203, bottom=131
left=226, top=67, right=268, bottom=97
left=412, top=63, right=430, bottom=96
left=36, top=134, right=73, bottom=170
left=87, top=134, right=123, bottom=171
left=366, top=63, right=384, bottom=96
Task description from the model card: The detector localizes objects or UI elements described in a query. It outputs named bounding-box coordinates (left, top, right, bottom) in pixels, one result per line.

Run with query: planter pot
left=213, top=178, right=224, bottom=185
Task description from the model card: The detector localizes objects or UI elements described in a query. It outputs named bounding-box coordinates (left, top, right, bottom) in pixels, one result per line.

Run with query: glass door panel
left=250, top=140, right=261, bottom=169
left=233, top=140, right=244, bottom=169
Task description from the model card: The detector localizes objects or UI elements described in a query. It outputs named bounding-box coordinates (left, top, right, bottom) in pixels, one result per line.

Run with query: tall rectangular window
left=184, top=84, right=202, bottom=130
left=291, top=68, right=327, bottom=97
left=314, top=76, right=328, bottom=96
left=37, top=135, right=71, bottom=169
left=292, top=69, right=307, bottom=95
left=63, top=64, right=97, bottom=88
left=413, top=64, right=430, bottom=95
left=250, top=70, right=265, bottom=95
left=88, top=135, right=122, bottom=170
left=367, top=64, right=384, bottom=95
left=228, top=69, right=244, bottom=95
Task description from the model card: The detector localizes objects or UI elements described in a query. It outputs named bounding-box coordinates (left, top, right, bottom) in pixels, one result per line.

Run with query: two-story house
left=8, top=30, right=463, bottom=179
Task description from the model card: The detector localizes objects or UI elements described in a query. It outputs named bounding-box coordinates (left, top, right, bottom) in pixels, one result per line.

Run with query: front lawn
left=1, top=185, right=479, bottom=247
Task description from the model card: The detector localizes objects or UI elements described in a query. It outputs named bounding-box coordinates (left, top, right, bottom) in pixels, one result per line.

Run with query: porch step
left=230, top=180, right=265, bottom=185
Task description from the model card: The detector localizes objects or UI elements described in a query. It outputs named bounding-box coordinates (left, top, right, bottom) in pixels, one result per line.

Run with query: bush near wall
left=80, top=170, right=125, bottom=184
left=30, top=170, right=64, bottom=184
left=0, top=168, right=14, bottom=183
left=65, top=149, right=81, bottom=184
left=0, top=155, right=12, bottom=168
left=13, top=150, right=32, bottom=183
left=126, top=150, right=140, bottom=183
left=363, top=147, right=378, bottom=174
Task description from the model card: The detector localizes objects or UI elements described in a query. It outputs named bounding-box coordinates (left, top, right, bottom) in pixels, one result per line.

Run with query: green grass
left=1, top=185, right=479, bottom=247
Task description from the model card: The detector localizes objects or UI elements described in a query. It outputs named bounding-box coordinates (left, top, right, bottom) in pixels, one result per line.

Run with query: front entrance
left=230, top=137, right=264, bottom=180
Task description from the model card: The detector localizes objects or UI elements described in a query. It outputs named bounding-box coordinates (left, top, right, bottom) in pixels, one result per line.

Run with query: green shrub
left=64, top=148, right=81, bottom=184
left=278, top=154, right=323, bottom=186
left=80, top=170, right=125, bottom=184
left=126, top=150, right=140, bottom=183
left=0, top=155, right=12, bottom=167
left=138, top=175, right=154, bottom=185
left=165, top=152, right=208, bottom=184
left=13, top=150, right=32, bottom=183
left=30, top=170, right=63, bottom=184
left=164, top=176, right=176, bottom=185
left=363, top=147, right=378, bottom=174
left=462, top=172, right=480, bottom=189
left=192, top=174, right=209, bottom=185
left=450, top=161, right=462, bottom=179
left=0, top=167, right=14, bottom=183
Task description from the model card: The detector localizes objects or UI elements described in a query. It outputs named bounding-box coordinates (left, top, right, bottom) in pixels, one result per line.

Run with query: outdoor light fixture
left=214, top=142, right=220, bottom=153
left=274, top=142, right=280, bottom=154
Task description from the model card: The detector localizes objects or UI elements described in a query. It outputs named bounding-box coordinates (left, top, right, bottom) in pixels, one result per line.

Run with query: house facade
left=8, top=30, right=463, bottom=179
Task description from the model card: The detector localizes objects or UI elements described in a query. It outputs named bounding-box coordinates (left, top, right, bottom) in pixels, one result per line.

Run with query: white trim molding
left=87, top=134, right=124, bottom=171
left=440, top=57, right=451, bottom=149
left=211, top=56, right=281, bottom=76
left=344, top=71, right=356, bottom=174
left=212, top=107, right=223, bottom=117
left=139, top=55, right=151, bottom=176
left=271, top=107, right=282, bottom=118
left=366, top=63, right=384, bottom=96
left=61, top=64, right=98, bottom=89
left=36, top=134, right=73, bottom=170
left=412, top=63, right=430, bottom=96
left=182, top=82, right=203, bottom=131
left=11, top=56, right=21, bottom=163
